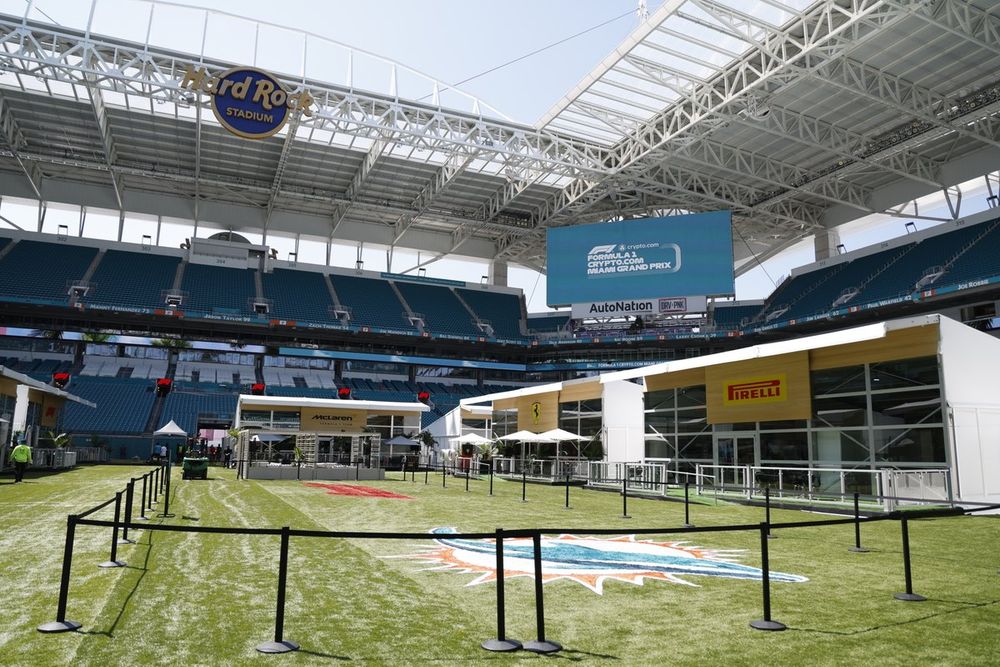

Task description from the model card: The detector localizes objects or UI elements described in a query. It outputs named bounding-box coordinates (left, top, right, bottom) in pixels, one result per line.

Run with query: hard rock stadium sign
left=180, top=65, right=315, bottom=140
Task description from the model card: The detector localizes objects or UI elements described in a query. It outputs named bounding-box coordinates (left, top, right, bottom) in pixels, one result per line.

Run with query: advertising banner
left=571, top=295, right=708, bottom=319
left=546, top=211, right=734, bottom=306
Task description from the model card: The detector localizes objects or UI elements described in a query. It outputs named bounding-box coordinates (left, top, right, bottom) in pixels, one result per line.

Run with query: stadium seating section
left=527, top=314, right=571, bottom=333
left=328, top=274, right=415, bottom=331
left=180, top=263, right=257, bottom=315
left=61, top=377, right=156, bottom=433
left=712, top=304, right=762, bottom=329
left=394, top=282, right=481, bottom=337
left=262, top=269, right=336, bottom=323
left=0, top=239, right=96, bottom=303
left=84, top=249, right=179, bottom=309
left=457, top=287, right=525, bottom=340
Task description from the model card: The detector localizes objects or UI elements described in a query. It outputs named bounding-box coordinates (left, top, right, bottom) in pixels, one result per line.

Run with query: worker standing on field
left=10, top=436, right=32, bottom=483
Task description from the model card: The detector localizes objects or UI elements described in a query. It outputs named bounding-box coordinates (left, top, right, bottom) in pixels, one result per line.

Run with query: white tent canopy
left=153, top=420, right=187, bottom=437
left=454, top=433, right=493, bottom=444
left=540, top=428, right=586, bottom=441
left=499, top=430, right=555, bottom=443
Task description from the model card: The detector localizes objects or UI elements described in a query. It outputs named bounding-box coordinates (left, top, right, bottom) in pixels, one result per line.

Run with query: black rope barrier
left=36, top=462, right=1000, bottom=659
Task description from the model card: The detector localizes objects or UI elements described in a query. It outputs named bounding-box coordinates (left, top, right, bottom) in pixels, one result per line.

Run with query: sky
left=2, top=0, right=996, bottom=312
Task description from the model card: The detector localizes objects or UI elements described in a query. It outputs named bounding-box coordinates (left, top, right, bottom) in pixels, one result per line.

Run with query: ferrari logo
left=531, top=401, right=542, bottom=424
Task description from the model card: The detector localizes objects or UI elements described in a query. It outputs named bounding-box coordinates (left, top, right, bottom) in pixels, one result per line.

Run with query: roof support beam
left=262, top=116, right=302, bottom=243
left=0, top=93, right=41, bottom=199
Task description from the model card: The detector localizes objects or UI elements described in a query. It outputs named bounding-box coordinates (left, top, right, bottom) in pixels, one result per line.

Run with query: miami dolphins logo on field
left=393, top=527, right=807, bottom=594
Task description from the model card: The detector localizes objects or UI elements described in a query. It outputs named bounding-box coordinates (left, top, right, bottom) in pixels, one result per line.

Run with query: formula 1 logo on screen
left=585, top=242, right=681, bottom=278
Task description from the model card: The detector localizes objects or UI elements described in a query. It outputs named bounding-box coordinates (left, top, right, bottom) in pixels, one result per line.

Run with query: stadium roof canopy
left=0, top=0, right=998, bottom=276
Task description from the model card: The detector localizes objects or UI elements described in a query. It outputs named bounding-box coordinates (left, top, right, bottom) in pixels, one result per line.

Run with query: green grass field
left=2, top=464, right=998, bottom=666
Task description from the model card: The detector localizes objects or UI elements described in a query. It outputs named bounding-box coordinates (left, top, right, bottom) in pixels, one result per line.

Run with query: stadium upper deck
left=0, top=0, right=997, bottom=282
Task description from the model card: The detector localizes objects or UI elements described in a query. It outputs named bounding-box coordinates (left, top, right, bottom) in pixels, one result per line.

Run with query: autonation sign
left=546, top=211, right=734, bottom=306
left=180, top=65, right=315, bottom=140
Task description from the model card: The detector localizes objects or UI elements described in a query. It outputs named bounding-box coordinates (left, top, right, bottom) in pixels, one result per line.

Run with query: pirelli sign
left=724, top=375, right=786, bottom=405
left=706, top=353, right=810, bottom=423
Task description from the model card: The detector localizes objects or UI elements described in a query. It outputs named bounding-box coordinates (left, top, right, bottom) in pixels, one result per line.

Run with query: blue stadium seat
left=712, top=304, right=761, bottom=329
left=158, top=389, right=238, bottom=435
left=456, top=288, right=525, bottom=340
left=0, top=240, right=96, bottom=304
left=85, top=249, right=180, bottom=309
left=61, top=377, right=156, bottom=433
left=328, top=274, right=415, bottom=331
left=855, top=222, right=994, bottom=303
left=180, top=263, right=257, bottom=315
left=527, top=315, right=570, bottom=333
left=935, top=221, right=1000, bottom=287
left=262, top=269, right=336, bottom=323
left=394, top=282, right=480, bottom=337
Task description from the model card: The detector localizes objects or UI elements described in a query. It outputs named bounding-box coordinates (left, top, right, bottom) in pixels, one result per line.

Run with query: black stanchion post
left=621, top=474, right=630, bottom=519
left=257, top=526, right=299, bottom=653
left=521, top=469, right=527, bottom=503
left=765, top=487, right=774, bottom=539
left=894, top=517, right=926, bottom=602
left=37, top=515, right=83, bottom=633
left=465, top=468, right=470, bottom=493
left=750, top=522, right=786, bottom=631
left=356, top=461, right=360, bottom=481
left=489, top=465, right=494, bottom=496
left=683, top=481, right=694, bottom=528
left=137, top=474, right=148, bottom=521
left=424, top=465, right=429, bottom=485
left=482, top=528, right=521, bottom=652
left=119, top=479, right=136, bottom=544
left=99, top=492, right=127, bottom=568
left=850, top=492, right=868, bottom=553
left=443, top=463, right=447, bottom=488
left=564, top=474, right=570, bottom=510
left=161, top=459, right=174, bottom=518
left=523, top=531, right=561, bottom=653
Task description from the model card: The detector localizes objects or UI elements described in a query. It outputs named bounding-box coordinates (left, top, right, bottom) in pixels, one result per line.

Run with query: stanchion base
left=256, top=640, right=300, bottom=654
left=621, top=515, right=632, bottom=519
left=134, top=516, right=149, bottom=522
left=156, top=514, right=175, bottom=518
left=750, top=619, right=787, bottom=631
left=523, top=640, right=562, bottom=654
left=481, top=638, right=522, bottom=652
left=682, top=523, right=695, bottom=529
left=767, top=534, right=777, bottom=540
left=37, top=620, right=82, bottom=633
left=849, top=546, right=869, bottom=553
left=117, top=538, right=136, bottom=545
left=894, top=592, right=926, bottom=602
left=98, top=560, right=127, bottom=568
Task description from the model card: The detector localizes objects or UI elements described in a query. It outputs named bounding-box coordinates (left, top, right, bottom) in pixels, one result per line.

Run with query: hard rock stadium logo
left=392, top=528, right=807, bottom=594
left=180, top=65, right=315, bottom=140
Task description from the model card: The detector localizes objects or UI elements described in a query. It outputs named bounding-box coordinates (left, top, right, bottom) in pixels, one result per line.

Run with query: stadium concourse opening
left=233, top=395, right=429, bottom=481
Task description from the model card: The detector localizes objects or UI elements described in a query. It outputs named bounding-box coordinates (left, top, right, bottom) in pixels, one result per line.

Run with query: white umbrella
left=540, top=428, right=586, bottom=441
left=454, top=433, right=493, bottom=444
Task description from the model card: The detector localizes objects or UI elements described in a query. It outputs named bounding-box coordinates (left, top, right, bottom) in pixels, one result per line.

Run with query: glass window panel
left=760, top=431, right=808, bottom=461
left=870, top=356, right=939, bottom=389
left=873, top=427, right=946, bottom=463
left=645, top=438, right=674, bottom=459
left=871, top=389, right=942, bottom=426
left=676, top=408, right=708, bottom=433
left=812, top=395, right=868, bottom=427
left=676, top=385, right=706, bottom=408
left=241, top=410, right=270, bottom=424
left=644, top=389, right=675, bottom=411
left=811, top=365, right=866, bottom=395
left=677, top=434, right=712, bottom=459
left=645, top=412, right=677, bottom=433
left=812, top=429, right=869, bottom=463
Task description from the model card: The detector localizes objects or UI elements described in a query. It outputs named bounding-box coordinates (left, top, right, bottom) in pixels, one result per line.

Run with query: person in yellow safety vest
left=10, top=437, right=32, bottom=483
